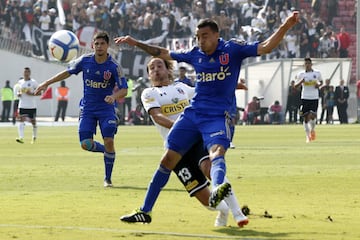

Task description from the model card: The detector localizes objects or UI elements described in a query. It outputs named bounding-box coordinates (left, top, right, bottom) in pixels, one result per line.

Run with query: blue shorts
left=167, top=107, right=232, bottom=155
left=79, top=108, right=117, bottom=141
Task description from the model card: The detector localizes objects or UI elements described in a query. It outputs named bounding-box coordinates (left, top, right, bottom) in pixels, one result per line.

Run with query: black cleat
left=120, top=209, right=152, bottom=223
left=209, top=182, right=231, bottom=208
left=103, top=179, right=113, bottom=187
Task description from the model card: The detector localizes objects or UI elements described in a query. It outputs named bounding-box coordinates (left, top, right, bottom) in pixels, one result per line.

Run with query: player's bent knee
left=80, top=139, right=93, bottom=151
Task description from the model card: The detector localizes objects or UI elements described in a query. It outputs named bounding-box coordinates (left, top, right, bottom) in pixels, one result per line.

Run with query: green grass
left=1, top=124, right=360, bottom=240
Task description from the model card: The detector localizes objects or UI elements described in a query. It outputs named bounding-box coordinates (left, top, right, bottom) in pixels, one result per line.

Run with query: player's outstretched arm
left=34, top=70, right=70, bottom=95
left=114, top=35, right=173, bottom=61
left=257, top=11, right=299, bottom=55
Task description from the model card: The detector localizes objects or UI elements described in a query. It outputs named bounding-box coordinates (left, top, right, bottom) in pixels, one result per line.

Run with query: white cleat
left=214, top=209, right=229, bottom=227
left=234, top=214, right=249, bottom=228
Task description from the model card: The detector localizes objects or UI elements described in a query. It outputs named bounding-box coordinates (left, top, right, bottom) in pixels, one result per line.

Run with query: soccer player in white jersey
left=295, top=58, right=323, bottom=143
left=16, top=67, right=41, bottom=144
left=120, top=57, right=248, bottom=227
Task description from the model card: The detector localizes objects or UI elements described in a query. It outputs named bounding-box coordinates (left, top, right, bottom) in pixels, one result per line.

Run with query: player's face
left=304, top=61, right=312, bottom=71
left=147, top=58, right=171, bottom=87
left=23, top=69, right=31, bottom=80
left=92, top=38, right=108, bottom=56
left=196, top=26, right=219, bottom=55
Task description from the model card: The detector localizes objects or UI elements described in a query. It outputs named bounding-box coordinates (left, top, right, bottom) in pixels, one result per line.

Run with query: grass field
left=0, top=124, right=359, bottom=240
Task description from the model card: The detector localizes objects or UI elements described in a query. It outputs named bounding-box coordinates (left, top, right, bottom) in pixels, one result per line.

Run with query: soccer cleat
left=209, top=183, right=232, bottom=208
left=31, top=137, right=36, bottom=144
left=120, top=208, right=152, bottom=223
left=229, top=142, right=236, bottom=149
left=214, top=209, right=229, bottom=227
left=16, top=138, right=24, bottom=144
left=234, top=214, right=249, bottom=228
left=310, top=130, right=316, bottom=140
left=103, top=179, right=113, bottom=187
left=306, top=135, right=311, bottom=143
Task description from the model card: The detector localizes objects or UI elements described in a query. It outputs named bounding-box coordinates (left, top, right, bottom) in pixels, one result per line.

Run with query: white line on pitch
left=0, top=224, right=251, bottom=239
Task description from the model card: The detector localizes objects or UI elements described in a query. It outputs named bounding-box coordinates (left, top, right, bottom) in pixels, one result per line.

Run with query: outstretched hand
left=114, top=36, right=137, bottom=46
left=34, top=83, right=48, bottom=95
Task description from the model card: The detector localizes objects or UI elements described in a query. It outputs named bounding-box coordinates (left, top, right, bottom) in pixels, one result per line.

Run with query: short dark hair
left=93, top=31, right=109, bottom=44
left=304, top=57, right=312, bottom=63
left=197, top=18, right=219, bottom=33
left=179, top=66, right=187, bottom=71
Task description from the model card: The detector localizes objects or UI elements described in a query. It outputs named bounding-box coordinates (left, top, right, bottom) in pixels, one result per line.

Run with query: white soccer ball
left=48, top=30, right=79, bottom=62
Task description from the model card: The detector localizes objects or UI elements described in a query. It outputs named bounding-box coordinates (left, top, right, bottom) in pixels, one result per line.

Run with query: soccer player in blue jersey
left=35, top=31, right=128, bottom=187
left=115, top=12, right=299, bottom=223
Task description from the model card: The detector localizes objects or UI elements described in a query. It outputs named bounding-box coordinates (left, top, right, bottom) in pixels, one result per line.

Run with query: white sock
left=206, top=200, right=228, bottom=212
left=18, top=122, right=25, bottom=138
left=223, top=177, right=246, bottom=219
left=310, top=119, right=316, bottom=130
left=304, top=122, right=310, bottom=136
left=32, top=125, right=37, bottom=138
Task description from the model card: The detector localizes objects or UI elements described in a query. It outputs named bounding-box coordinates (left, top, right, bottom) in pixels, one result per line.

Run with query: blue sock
left=210, top=156, right=226, bottom=186
left=104, top=152, right=115, bottom=180
left=92, top=141, right=105, bottom=153
left=141, top=165, right=171, bottom=213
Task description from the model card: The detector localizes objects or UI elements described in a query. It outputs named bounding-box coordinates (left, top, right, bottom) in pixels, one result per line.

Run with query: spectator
left=1, top=80, right=13, bottom=122
left=265, top=6, right=277, bottom=31
left=244, top=96, right=261, bottom=125
left=286, top=80, right=301, bottom=123
left=38, top=10, right=51, bottom=31
left=285, top=29, right=297, bottom=58
left=86, top=1, right=97, bottom=26
left=319, top=79, right=332, bottom=124
left=337, top=26, right=351, bottom=58
left=318, top=32, right=332, bottom=58
left=48, top=8, right=57, bottom=31
left=335, top=79, right=349, bottom=124
left=241, top=0, right=262, bottom=26
left=128, top=104, right=144, bottom=125
left=54, top=80, right=70, bottom=122
left=214, top=0, right=226, bottom=15
left=267, top=100, right=284, bottom=124
left=325, top=85, right=336, bottom=124
left=327, top=0, right=337, bottom=25
left=251, top=11, right=266, bottom=32
left=299, top=32, right=309, bottom=58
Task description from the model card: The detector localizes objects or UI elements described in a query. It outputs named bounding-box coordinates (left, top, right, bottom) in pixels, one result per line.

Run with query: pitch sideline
left=0, top=223, right=254, bottom=239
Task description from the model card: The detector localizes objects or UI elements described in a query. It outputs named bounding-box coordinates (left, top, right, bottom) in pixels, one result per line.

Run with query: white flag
left=57, top=0, right=66, bottom=25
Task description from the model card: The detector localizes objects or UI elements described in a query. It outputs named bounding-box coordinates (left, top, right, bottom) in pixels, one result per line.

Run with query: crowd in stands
left=0, top=0, right=355, bottom=59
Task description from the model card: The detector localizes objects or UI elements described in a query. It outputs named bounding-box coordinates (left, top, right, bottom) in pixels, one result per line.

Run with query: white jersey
left=296, top=69, right=323, bottom=100
left=17, top=78, right=39, bottom=109
left=141, top=82, right=195, bottom=142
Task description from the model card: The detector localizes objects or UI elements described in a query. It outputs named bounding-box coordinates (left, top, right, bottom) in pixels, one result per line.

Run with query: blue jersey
left=67, top=53, right=128, bottom=112
left=174, top=77, right=194, bottom=87
left=170, top=38, right=258, bottom=115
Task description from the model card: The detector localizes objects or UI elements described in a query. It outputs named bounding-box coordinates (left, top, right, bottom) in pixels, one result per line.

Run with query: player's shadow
left=214, top=228, right=290, bottom=239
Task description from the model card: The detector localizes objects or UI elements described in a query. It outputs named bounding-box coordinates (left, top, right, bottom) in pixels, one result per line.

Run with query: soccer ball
left=48, top=30, right=79, bottom=62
